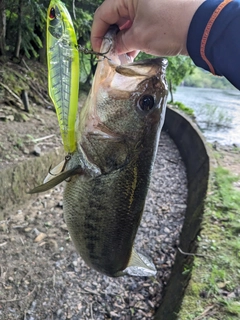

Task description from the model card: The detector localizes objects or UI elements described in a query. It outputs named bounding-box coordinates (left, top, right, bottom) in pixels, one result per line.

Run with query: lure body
left=47, top=0, right=79, bottom=153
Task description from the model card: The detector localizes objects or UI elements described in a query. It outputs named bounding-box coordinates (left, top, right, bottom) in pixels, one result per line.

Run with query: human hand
left=91, top=0, right=205, bottom=57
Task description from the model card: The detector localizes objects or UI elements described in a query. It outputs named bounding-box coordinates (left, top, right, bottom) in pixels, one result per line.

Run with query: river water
left=173, top=86, right=240, bottom=145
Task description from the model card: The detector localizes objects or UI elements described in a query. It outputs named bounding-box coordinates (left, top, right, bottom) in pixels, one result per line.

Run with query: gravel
left=0, top=131, right=187, bottom=320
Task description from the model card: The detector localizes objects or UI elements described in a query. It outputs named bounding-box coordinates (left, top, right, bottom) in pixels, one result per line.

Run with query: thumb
left=115, top=28, right=138, bottom=56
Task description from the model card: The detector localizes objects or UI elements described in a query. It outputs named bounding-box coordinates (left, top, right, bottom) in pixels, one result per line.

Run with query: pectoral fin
left=27, top=165, right=82, bottom=194
left=121, top=248, right=157, bottom=277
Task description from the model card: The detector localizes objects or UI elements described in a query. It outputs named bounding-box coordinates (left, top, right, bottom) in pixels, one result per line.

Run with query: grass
left=196, top=103, right=232, bottom=129
left=168, top=101, right=195, bottom=117
left=178, top=161, right=240, bottom=319
left=169, top=100, right=233, bottom=130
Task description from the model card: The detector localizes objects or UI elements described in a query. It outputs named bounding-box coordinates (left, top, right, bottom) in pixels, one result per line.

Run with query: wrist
left=177, top=0, right=206, bottom=55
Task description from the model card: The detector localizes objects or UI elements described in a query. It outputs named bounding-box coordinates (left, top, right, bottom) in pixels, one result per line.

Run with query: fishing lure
left=47, top=0, right=79, bottom=153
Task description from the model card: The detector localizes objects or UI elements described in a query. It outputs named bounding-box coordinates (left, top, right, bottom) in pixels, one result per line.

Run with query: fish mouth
left=100, top=25, right=134, bottom=65
left=98, top=25, right=168, bottom=85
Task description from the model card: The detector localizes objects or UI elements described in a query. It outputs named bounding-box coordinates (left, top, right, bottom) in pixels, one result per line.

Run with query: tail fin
left=122, top=248, right=157, bottom=277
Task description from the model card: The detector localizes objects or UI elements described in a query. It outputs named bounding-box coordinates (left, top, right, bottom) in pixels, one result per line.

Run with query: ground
left=0, top=59, right=61, bottom=170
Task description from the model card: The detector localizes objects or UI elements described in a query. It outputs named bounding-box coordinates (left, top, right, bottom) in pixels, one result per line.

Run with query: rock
left=13, top=112, right=28, bottom=122
left=6, top=115, right=14, bottom=121
left=32, top=145, right=41, bottom=156
left=47, top=239, right=59, bottom=251
left=212, top=141, right=221, bottom=151
left=23, top=147, right=30, bottom=154
left=56, top=201, right=63, bottom=208
left=34, top=232, right=47, bottom=242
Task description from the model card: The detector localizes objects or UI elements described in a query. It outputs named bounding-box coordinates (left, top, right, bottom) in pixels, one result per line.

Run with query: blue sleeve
left=187, top=0, right=240, bottom=90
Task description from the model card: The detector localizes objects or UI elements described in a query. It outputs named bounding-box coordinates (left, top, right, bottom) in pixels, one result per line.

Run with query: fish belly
left=63, top=163, right=149, bottom=277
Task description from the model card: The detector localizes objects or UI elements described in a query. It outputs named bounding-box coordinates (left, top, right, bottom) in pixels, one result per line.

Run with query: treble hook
left=76, top=38, right=112, bottom=60
left=48, top=154, right=72, bottom=176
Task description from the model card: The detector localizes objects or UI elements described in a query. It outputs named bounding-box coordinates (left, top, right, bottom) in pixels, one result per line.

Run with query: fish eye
left=49, top=7, right=56, bottom=19
left=138, top=95, right=155, bottom=112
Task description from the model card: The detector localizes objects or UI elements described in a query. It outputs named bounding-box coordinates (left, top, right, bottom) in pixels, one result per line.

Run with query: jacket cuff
left=187, top=0, right=240, bottom=78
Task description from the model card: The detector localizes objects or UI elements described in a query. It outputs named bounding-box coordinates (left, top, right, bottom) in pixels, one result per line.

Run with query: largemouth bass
left=47, top=0, right=79, bottom=153
left=30, top=26, right=168, bottom=277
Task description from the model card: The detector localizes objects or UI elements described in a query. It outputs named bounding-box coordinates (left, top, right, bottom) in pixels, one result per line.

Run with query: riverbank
left=178, top=144, right=240, bottom=319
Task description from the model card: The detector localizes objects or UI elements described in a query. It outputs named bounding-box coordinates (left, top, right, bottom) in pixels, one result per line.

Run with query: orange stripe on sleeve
left=200, top=0, right=233, bottom=75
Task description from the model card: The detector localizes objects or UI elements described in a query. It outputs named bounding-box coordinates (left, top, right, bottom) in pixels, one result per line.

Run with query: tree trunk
left=84, top=54, right=96, bottom=86
left=39, top=34, right=47, bottom=64
left=0, top=0, right=6, bottom=56
left=169, top=80, right=174, bottom=103
left=21, top=90, right=30, bottom=113
left=14, top=0, right=23, bottom=58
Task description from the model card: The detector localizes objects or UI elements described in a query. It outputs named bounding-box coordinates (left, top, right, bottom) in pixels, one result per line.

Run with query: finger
left=91, top=0, right=130, bottom=51
left=119, top=20, right=132, bottom=31
left=114, top=28, right=138, bottom=56
left=127, top=50, right=140, bottom=60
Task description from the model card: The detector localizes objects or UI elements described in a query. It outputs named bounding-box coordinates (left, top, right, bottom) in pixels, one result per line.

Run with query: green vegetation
left=168, top=100, right=233, bottom=130
left=1, top=1, right=195, bottom=90
left=184, top=67, right=235, bottom=90
left=166, top=56, right=195, bottom=102
left=0, top=0, right=103, bottom=83
left=0, top=1, right=235, bottom=95
left=196, top=103, right=232, bottom=129
left=168, top=101, right=195, bottom=117
left=179, top=163, right=240, bottom=319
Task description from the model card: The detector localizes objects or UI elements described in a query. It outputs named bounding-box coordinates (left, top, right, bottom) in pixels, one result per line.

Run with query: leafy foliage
left=169, top=101, right=194, bottom=116
left=184, top=67, right=235, bottom=89
left=166, top=56, right=195, bottom=101
left=0, top=0, right=105, bottom=82
left=4, top=0, right=47, bottom=58
left=0, top=0, right=194, bottom=87
left=0, top=0, right=101, bottom=57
